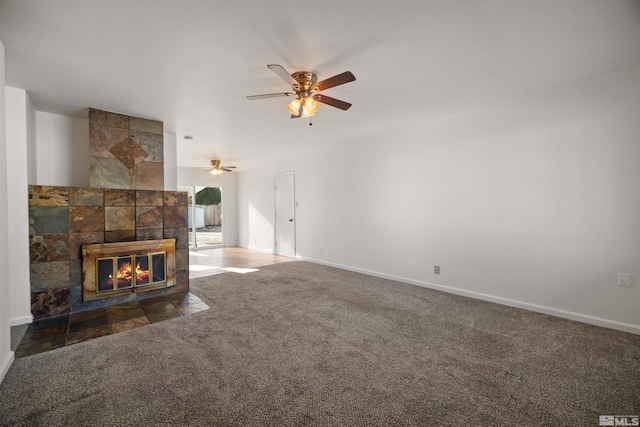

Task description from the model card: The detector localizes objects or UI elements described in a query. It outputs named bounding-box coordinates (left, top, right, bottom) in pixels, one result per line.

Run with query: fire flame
left=108, top=261, right=149, bottom=286
left=117, top=261, right=149, bottom=282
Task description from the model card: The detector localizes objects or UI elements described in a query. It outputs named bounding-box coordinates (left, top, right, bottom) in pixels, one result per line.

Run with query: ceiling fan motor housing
left=291, top=71, right=318, bottom=97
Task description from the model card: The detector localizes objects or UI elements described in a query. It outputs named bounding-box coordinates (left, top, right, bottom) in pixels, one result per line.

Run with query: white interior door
left=275, top=172, right=295, bottom=258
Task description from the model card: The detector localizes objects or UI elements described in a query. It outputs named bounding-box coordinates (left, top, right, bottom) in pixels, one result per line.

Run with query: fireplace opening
left=83, top=239, right=175, bottom=301
left=97, top=252, right=166, bottom=293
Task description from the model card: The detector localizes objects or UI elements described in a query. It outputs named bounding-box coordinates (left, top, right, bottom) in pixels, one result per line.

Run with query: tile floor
left=15, top=292, right=208, bottom=358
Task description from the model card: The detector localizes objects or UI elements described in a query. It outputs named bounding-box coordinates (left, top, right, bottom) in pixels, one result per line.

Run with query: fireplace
left=82, top=239, right=176, bottom=301
left=28, top=109, right=189, bottom=320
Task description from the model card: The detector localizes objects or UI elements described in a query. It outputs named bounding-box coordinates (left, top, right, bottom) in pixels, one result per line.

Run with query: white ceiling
left=1, top=0, right=639, bottom=171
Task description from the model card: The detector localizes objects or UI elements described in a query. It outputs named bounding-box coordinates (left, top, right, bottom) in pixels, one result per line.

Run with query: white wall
left=163, top=133, right=177, bottom=191
left=36, top=112, right=89, bottom=187
left=238, top=65, right=640, bottom=333
left=177, top=167, right=238, bottom=247
left=5, top=87, right=34, bottom=326
left=238, top=167, right=279, bottom=252
left=0, top=39, right=16, bottom=384
left=26, top=93, right=36, bottom=185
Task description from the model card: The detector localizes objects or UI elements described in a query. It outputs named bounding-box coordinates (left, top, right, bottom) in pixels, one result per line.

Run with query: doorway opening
left=178, top=185, right=223, bottom=249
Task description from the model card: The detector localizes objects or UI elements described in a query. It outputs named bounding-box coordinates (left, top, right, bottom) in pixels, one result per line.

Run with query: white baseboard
left=10, top=314, right=32, bottom=327
left=298, top=256, right=640, bottom=335
left=0, top=351, right=15, bottom=385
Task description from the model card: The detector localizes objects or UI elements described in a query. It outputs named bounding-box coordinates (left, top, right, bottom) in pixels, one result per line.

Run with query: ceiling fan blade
left=222, top=166, right=237, bottom=169
left=247, top=92, right=292, bottom=100
left=315, top=94, right=352, bottom=110
left=290, top=114, right=301, bottom=119
left=313, top=71, right=356, bottom=92
left=221, top=168, right=234, bottom=172
left=267, top=64, right=299, bottom=88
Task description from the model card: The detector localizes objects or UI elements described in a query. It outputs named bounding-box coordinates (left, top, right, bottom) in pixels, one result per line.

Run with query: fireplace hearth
left=82, top=239, right=176, bottom=301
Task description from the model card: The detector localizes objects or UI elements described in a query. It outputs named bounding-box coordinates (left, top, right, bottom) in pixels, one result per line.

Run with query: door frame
left=274, top=171, right=295, bottom=257
left=179, top=183, right=226, bottom=250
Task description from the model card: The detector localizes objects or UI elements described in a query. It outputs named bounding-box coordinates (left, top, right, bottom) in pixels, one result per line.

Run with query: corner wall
left=238, top=65, right=640, bottom=333
left=5, top=87, right=34, bottom=326
left=0, top=38, right=15, bottom=384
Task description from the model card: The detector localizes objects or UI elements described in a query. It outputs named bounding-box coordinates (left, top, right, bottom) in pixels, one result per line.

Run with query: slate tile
left=174, top=271, right=189, bottom=291
left=110, top=136, right=148, bottom=169
left=130, top=130, right=163, bottom=163
left=28, top=185, right=69, bottom=207
left=131, top=161, right=164, bottom=191
left=30, top=234, right=70, bottom=263
left=177, top=303, right=209, bottom=316
left=111, top=316, right=150, bottom=334
left=90, top=157, right=130, bottom=189
left=29, top=206, right=69, bottom=234
left=136, top=190, right=163, bottom=206
left=69, top=187, right=104, bottom=206
left=136, top=206, right=163, bottom=229
left=175, top=249, right=189, bottom=271
left=31, top=288, right=71, bottom=320
left=19, top=315, right=69, bottom=343
left=105, top=189, right=135, bottom=206
left=69, top=205, right=104, bottom=232
left=89, top=123, right=129, bottom=158
left=137, top=229, right=164, bottom=241
left=164, top=228, right=187, bottom=250
left=135, top=288, right=166, bottom=301
left=168, top=292, right=203, bottom=308
left=146, top=308, right=182, bottom=324
left=163, top=191, right=188, bottom=207
left=129, top=116, right=163, bottom=134
left=69, top=259, right=82, bottom=288
left=106, top=302, right=146, bottom=324
left=105, top=230, right=136, bottom=243
left=69, top=232, right=104, bottom=259
left=66, top=325, right=111, bottom=345
left=71, top=284, right=107, bottom=312
left=105, top=206, right=135, bottom=231
left=104, top=292, right=137, bottom=306
left=89, top=108, right=129, bottom=128
left=15, top=335, right=67, bottom=358
left=30, top=261, right=70, bottom=292
left=163, top=206, right=187, bottom=229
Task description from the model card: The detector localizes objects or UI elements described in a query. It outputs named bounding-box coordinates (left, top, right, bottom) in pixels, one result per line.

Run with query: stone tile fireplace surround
left=28, top=109, right=189, bottom=320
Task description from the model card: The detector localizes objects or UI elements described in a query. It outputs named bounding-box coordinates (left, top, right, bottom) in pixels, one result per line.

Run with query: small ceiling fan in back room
left=207, top=160, right=236, bottom=176
left=247, top=64, right=356, bottom=122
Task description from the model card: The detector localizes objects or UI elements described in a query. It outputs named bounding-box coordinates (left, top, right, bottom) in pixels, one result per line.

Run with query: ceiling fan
left=247, top=64, right=356, bottom=119
left=207, top=160, right=236, bottom=176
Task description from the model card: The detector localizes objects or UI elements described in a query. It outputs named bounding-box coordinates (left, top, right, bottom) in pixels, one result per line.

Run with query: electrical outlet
left=434, top=266, right=440, bottom=274
left=618, top=273, right=632, bottom=287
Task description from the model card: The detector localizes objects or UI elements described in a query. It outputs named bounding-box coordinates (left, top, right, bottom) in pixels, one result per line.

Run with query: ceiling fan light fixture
left=286, top=98, right=302, bottom=115
left=304, top=96, right=319, bottom=115
left=210, top=168, right=222, bottom=176
left=301, top=106, right=313, bottom=118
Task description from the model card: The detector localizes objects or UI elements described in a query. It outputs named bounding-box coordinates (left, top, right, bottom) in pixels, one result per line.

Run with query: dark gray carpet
left=1, top=261, right=639, bottom=426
